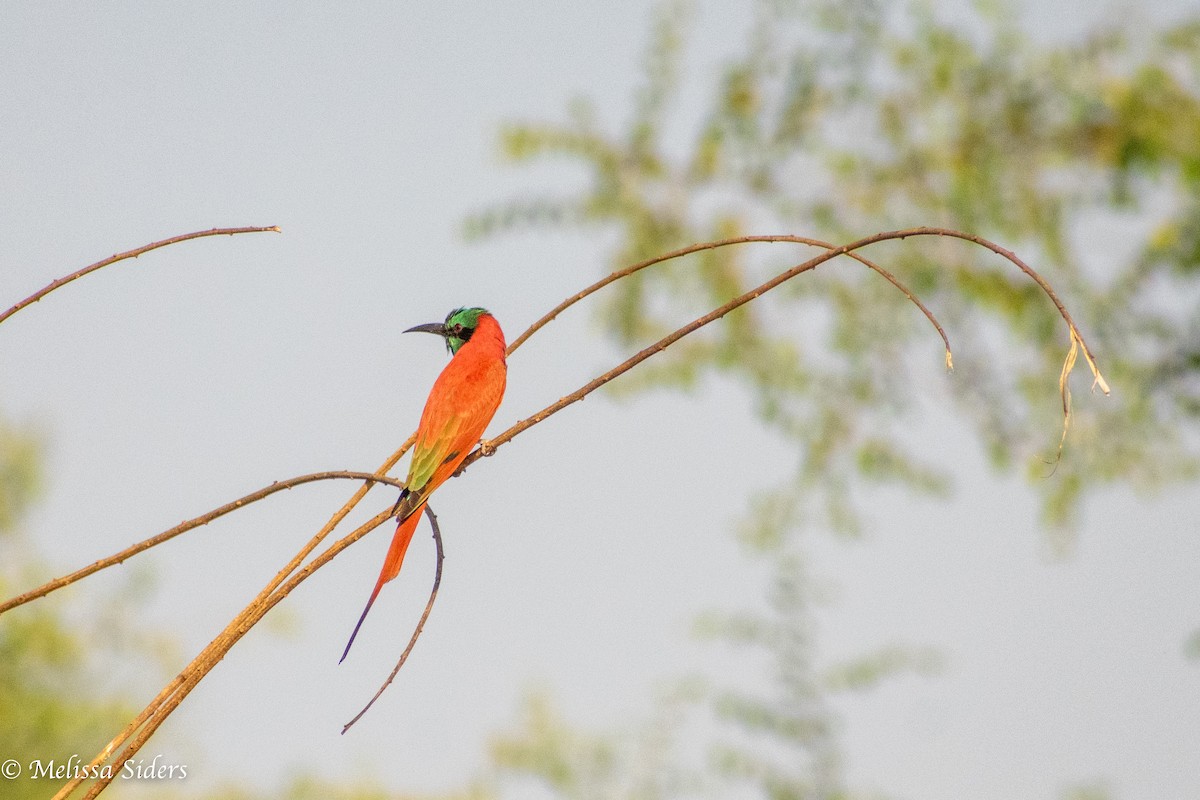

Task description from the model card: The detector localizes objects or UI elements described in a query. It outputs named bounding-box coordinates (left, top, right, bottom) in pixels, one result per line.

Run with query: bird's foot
left=478, top=439, right=496, bottom=457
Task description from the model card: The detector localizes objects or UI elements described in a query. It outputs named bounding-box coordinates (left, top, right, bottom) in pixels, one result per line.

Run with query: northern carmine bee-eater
left=341, top=307, right=507, bottom=662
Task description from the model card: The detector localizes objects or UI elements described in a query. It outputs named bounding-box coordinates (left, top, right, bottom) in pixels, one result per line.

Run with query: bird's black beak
left=403, top=322, right=447, bottom=337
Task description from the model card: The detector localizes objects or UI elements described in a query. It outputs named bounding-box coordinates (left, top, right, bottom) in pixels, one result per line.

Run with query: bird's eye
left=451, top=324, right=464, bottom=335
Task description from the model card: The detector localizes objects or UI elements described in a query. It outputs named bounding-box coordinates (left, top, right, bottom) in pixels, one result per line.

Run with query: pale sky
left=2, top=2, right=1197, bottom=799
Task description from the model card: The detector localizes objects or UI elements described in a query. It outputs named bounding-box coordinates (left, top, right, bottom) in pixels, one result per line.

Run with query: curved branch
left=0, top=471, right=409, bottom=615
left=0, top=226, right=281, bottom=327
left=931, top=228, right=1109, bottom=393
left=507, top=233, right=952, bottom=364
left=465, top=226, right=1107, bottom=475
left=342, top=503, right=445, bottom=734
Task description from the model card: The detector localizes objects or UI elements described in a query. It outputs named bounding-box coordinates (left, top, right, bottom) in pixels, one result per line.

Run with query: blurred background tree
left=0, top=417, right=158, bottom=800
left=462, top=0, right=1200, bottom=798
left=471, top=0, right=1200, bottom=534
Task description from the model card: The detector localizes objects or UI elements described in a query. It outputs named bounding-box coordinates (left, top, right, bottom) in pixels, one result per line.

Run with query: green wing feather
left=407, top=416, right=463, bottom=494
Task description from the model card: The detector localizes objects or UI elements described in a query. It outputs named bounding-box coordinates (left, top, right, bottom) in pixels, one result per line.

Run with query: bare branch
left=342, top=504, right=445, bottom=734
left=507, top=233, right=952, bottom=361
left=0, top=226, right=281, bottom=327
left=0, top=471, right=408, bottom=615
left=464, top=227, right=1106, bottom=476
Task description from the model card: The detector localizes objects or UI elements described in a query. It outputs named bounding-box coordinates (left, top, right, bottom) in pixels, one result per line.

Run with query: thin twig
left=507, top=234, right=952, bottom=363
left=0, top=471, right=409, bottom=615
left=342, top=504, right=445, bottom=734
left=0, top=226, right=280, bottom=327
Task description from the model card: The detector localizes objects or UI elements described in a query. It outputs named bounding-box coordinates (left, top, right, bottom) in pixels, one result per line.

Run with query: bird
left=340, top=307, right=507, bottom=663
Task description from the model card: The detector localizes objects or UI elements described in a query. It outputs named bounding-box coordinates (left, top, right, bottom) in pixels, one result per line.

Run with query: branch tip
left=0, top=225, right=281, bottom=328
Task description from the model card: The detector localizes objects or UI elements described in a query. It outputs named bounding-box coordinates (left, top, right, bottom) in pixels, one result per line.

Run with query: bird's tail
left=339, top=500, right=428, bottom=663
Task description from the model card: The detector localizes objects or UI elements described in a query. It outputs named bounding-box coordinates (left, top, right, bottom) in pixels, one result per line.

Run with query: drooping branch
left=930, top=228, right=1108, bottom=394
left=506, top=233, right=953, bottom=365
left=462, top=227, right=1108, bottom=477
left=0, top=226, right=280, bottom=327
left=342, top=504, right=445, bottom=734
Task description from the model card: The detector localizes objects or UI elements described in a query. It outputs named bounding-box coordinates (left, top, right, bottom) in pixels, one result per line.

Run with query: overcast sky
left=2, top=2, right=1197, bottom=799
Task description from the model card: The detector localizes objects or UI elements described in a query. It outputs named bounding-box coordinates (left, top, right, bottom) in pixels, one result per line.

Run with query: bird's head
left=404, top=307, right=490, bottom=355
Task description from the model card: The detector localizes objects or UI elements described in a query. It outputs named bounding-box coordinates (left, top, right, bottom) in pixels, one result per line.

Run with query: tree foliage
left=470, top=0, right=1200, bottom=535
left=0, top=419, right=39, bottom=534
left=0, top=417, right=172, bottom=800
left=464, top=1, right=1199, bottom=798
